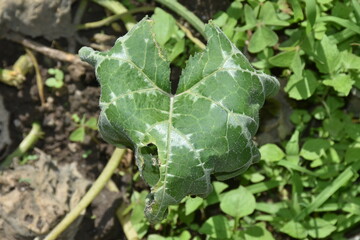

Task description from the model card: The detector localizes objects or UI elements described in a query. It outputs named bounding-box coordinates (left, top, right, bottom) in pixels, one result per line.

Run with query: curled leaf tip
left=78, top=46, right=97, bottom=66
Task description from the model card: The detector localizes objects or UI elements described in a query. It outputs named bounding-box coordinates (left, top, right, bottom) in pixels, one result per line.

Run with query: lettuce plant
left=79, top=18, right=279, bottom=223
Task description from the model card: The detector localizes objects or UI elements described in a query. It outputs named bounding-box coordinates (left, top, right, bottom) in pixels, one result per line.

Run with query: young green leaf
left=259, top=2, right=289, bottom=27
left=306, top=218, right=336, bottom=239
left=323, top=74, right=354, bottom=96
left=259, top=144, right=285, bottom=162
left=85, top=117, right=98, bottom=130
left=300, top=138, right=331, bottom=161
left=152, top=8, right=177, bottom=46
left=79, top=18, right=279, bottom=223
left=45, top=68, right=64, bottom=88
left=220, top=186, right=256, bottom=218
left=69, top=126, right=85, bottom=142
left=314, top=35, right=341, bottom=74
left=244, top=222, right=275, bottom=240
left=280, top=220, right=307, bottom=239
left=185, top=197, right=203, bottom=215
left=284, top=70, right=318, bottom=100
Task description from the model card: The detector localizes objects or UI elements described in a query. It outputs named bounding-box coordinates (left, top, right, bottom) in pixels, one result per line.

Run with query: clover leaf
left=79, top=18, right=279, bottom=223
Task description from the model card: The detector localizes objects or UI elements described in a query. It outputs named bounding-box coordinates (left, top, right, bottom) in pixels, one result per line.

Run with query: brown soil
left=0, top=36, right=128, bottom=239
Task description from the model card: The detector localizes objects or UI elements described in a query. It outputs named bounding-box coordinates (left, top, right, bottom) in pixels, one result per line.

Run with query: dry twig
left=5, top=32, right=92, bottom=69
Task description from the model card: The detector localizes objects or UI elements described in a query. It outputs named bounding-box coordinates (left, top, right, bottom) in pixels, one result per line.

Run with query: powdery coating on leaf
left=79, top=18, right=279, bottom=223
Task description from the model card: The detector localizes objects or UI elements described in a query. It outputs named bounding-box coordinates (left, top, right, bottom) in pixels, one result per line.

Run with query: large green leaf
left=79, top=18, right=279, bottom=223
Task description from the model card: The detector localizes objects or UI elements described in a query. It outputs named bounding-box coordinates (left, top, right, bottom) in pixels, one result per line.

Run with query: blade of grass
left=314, top=203, right=340, bottom=212
left=351, top=0, right=360, bottom=23
left=256, top=202, right=288, bottom=214
left=277, top=160, right=320, bottom=177
left=295, top=162, right=360, bottom=221
left=78, top=6, right=155, bottom=30
left=305, top=0, right=316, bottom=27
left=329, top=28, right=357, bottom=44
left=318, top=16, right=360, bottom=34
left=291, top=172, right=302, bottom=215
left=91, top=0, right=136, bottom=31
left=246, top=180, right=281, bottom=194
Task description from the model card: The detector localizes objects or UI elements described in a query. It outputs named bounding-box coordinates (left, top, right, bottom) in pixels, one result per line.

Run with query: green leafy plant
left=41, top=1, right=359, bottom=239
left=45, top=68, right=64, bottom=88
left=69, top=114, right=98, bottom=142
left=118, top=0, right=359, bottom=238
left=79, top=17, right=279, bottom=223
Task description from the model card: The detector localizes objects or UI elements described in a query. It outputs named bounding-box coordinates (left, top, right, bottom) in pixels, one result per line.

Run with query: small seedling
left=82, top=150, right=92, bottom=158
left=20, top=154, right=39, bottom=165
left=45, top=68, right=64, bottom=88
left=69, top=114, right=98, bottom=142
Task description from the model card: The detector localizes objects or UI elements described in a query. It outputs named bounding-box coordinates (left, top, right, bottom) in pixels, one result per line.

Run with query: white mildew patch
left=134, top=130, right=145, bottom=141
left=110, top=92, right=117, bottom=105
left=228, top=112, right=256, bottom=129
left=221, top=49, right=230, bottom=59
left=112, top=50, right=127, bottom=59
left=170, top=128, right=193, bottom=150
left=223, top=57, right=239, bottom=69
left=144, top=38, right=149, bottom=43
left=196, top=161, right=205, bottom=167
left=153, top=123, right=169, bottom=143
left=185, top=133, right=193, bottom=139
left=194, top=148, right=204, bottom=158
left=228, top=69, right=237, bottom=78
left=157, top=109, right=170, bottom=115
left=145, top=89, right=158, bottom=97
left=110, top=91, right=116, bottom=100
left=99, top=101, right=106, bottom=108
left=126, top=93, right=134, bottom=99
left=143, top=77, right=151, bottom=84
left=188, top=93, right=200, bottom=103
left=210, top=102, right=217, bottom=109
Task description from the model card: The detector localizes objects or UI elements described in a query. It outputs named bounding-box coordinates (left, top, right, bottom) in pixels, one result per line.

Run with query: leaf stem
left=43, top=148, right=126, bottom=240
left=155, top=0, right=206, bottom=38
left=1, top=122, right=42, bottom=169
left=73, top=0, right=89, bottom=26
left=91, top=0, right=136, bottom=31
left=78, top=6, right=155, bottom=30
left=233, top=216, right=240, bottom=232
left=176, top=22, right=206, bottom=49
left=25, top=49, right=46, bottom=106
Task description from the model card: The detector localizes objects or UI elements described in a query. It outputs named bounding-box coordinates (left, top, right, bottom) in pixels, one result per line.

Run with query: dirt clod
left=0, top=149, right=91, bottom=240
